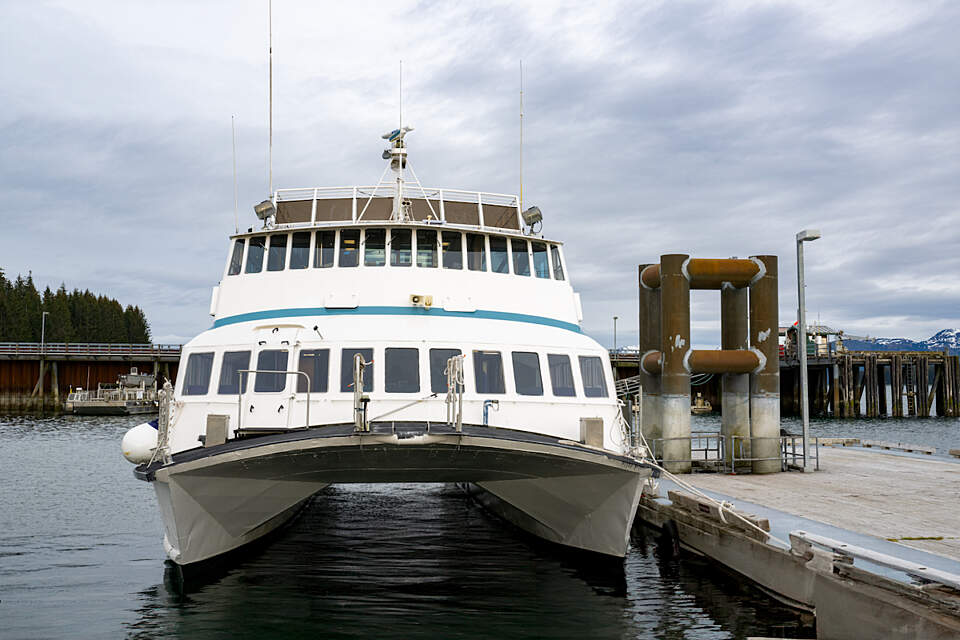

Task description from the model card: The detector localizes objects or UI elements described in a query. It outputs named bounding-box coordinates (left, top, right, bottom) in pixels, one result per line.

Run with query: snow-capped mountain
left=844, top=329, right=960, bottom=355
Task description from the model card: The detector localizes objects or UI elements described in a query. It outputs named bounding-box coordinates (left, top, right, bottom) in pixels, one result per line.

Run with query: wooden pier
left=0, top=342, right=181, bottom=412
left=637, top=446, right=960, bottom=638
left=612, top=350, right=960, bottom=418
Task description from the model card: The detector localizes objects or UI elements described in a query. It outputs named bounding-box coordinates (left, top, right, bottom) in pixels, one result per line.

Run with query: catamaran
left=126, top=127, right=652, bottom=565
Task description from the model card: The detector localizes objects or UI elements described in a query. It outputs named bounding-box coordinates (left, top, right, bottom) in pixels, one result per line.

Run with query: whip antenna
left=520, top=59, right=524, bottom=211
left=268, top=0, right=273, bottom=197
left=232, top=115, right=238, bottom=233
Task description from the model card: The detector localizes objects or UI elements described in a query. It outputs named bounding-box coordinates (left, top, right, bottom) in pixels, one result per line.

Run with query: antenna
left=519, top=59, right=524, bottom=211
left=232, top=115, right=238, bottom=233
left=399, top=60, right=403, bottom=132
left=268, top=0, right=273, bottom=198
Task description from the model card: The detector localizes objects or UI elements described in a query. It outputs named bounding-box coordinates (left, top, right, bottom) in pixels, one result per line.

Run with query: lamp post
left=613, top=316, right=619, bottom=353
left=41, top=311, right=50, bottom=356
left=796, top=229, right=821, bottom=472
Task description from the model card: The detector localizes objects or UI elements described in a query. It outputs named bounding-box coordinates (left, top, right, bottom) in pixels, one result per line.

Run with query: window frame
left=227, top=239, right=245, bottom=276
left=364, top=228, right=387, bottom=267
left=339, top=229, right=360, bottom=267
left=218, top=350, right=251, bottom=395
left=254, top=349, right=290, bottom=393
left=314, top=229, right=336, bottom=268
left=472, top=350, right=506, bottom=394
left=547, top=354, right=577, bottom=397
left=182, top=351, right=215, bottom=396
left=578, top=355, right=609, bottom=398
left=267, top=233, right=288, bottom=272
left=340, top=347, right=374, bottom=392
left=429, top=348, right=462, bottom=393
left=289, top=231, right=311, bottom=270
left=384, top=347, right=420, bottom=393
left=511, top=351, right=544, bottom=396
left=511, top=238, right=531, bottom=276
left=297, top=348, right=330, bottom=393
left=245, top=235, right=266, bottom=273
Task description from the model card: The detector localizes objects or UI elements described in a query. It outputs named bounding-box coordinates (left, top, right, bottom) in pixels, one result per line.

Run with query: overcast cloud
left=1, top=0, right=957, bottom=348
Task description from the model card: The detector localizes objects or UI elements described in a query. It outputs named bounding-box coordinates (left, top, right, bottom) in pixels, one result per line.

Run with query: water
left=2, top=414, right=955, bottom=639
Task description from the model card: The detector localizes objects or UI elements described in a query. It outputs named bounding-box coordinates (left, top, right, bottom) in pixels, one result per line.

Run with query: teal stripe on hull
left=211, top=306, right=582, bottom=333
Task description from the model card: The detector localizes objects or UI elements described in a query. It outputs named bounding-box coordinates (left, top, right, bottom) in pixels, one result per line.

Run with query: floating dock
left=636, top=445, right=960, bottom=639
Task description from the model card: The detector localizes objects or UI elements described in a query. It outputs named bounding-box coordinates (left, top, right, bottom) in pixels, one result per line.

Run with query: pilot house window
left=364, top=229, right=386, bottom=266
left=512, top=239, right=530, bottom=276
left=315, top=230, right=335, bottom=268
left=246, top=236, right=266, bottom=273
left=466, top=234, right=486, bottom=271
left=267, top=234, right=287, bottom=271
left=290, top=232, right=310, bottom=269
left=417, top=230, right=437, bottom=268
left=532, top=242, right=550, bottom=279
left=442, top=232, right=462, bottom=269
left=490, top=236, right=509, bottom=274
left=391, top=229, right=412, bottom=267
left=228, top=239, right=244, bottom=275
left=551, top=245, right=565, bottom=281
left=339, top=229, right=360, bottom=267
left=547, top=354, right=576, bottom=397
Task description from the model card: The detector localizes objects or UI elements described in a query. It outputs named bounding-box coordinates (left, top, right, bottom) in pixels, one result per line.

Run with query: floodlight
left=521, top=206, right=542, bottom=227
left=254, top=199, right=276, bottom=220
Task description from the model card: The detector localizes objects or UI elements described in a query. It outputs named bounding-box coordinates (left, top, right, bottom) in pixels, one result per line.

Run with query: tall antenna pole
left=399, top=60, right=403, bottom=132
left=519, top=59, right=524, bottom=211
left=232, top=115, right=238, bottom=233
left=268, top=0, right=273, bottom=198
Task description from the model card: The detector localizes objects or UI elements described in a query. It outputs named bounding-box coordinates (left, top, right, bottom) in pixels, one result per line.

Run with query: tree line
left=0, top=268, right=152, bottom=343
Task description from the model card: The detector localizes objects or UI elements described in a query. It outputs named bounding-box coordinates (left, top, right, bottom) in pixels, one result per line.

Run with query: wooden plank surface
left=684, top=447, right=960, bottom=561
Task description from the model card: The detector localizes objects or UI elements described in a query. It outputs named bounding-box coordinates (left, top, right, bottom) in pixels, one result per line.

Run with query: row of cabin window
left=181, top=348, right=608, bottom=399
left=226, top=229, right=565, bottom=281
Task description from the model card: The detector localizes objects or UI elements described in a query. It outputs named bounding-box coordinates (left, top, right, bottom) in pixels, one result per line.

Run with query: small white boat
left=129, top=128, right=651, bottom=566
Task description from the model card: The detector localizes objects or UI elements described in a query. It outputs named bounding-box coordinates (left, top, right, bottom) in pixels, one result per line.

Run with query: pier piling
left=637, top=264, right=662, bottom=444
left=749, top=255, right=780, bottom=474
left=660, top=254, right=691, bottom=473
left=721, top=285, right=750, bottom=468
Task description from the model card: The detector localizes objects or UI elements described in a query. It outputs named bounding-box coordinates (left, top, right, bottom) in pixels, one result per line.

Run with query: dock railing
left=0, top=342, right=182, bottom=358
left=647, top=434, right=820, bottom=473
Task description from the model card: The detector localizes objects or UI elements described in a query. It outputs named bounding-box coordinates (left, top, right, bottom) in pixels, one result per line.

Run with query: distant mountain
left=844, top=329, right=960, bottom=355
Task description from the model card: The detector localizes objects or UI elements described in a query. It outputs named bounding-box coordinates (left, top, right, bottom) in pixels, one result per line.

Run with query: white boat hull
left=139, top=423, right=650, bottom=565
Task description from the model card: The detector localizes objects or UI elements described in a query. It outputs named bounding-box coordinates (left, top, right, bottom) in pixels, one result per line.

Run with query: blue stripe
left=211, top=306, right=582, bottom=333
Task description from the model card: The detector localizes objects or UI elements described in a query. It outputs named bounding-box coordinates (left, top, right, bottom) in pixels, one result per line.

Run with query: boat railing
left=272, top=185, right=522, bottom=229
left=237, top=370, right=311, bottom=433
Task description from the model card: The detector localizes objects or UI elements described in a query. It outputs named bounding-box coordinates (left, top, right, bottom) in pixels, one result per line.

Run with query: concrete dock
left=637, top=445, right=960, bottom=639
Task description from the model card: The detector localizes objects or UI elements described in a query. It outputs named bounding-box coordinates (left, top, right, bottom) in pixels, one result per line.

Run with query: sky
left=1, top=0, right=958, bottom=348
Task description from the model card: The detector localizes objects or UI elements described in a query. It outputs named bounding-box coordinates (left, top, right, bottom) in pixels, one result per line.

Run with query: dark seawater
left=2, top=413, right=955, bottom=639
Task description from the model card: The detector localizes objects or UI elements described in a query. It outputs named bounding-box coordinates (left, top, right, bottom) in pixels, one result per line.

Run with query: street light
left=797, top=228, right=821, bottom=472
left=613, top=316, right=619, bottom=353
left=41, top=311, right=50, bottom=356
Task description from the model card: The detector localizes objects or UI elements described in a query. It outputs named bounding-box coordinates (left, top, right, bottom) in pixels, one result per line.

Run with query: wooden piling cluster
left=781, top=350, right=960, bottom=418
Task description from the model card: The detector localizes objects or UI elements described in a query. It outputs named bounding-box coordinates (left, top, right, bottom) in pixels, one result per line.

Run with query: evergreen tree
left=0, top=268, right=152, bottom=343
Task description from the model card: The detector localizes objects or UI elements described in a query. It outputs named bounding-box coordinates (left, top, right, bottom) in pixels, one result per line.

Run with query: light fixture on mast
left=382, top=126, right=414, bottom=220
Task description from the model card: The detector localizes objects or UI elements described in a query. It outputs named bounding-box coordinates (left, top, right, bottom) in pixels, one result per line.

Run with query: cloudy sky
left=2, top=0, right=958, bottom=348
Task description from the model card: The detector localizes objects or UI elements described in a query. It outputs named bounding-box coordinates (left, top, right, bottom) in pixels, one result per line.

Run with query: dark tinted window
left=512, top=239, right=530, bottom=276
left=490, top=236, right=509, bottom=273
left=430, top=348, right=462, bottom=393
left=183, top=352, right=214, bottom=395
left=512, top=352, right=543, bottom=396
left=579, top=356, right=608, bottom=398
left=246, top=236, right=266, bottom=273
left=547, top=354, right=576, bottom=397
left=442, top=232, right=462, bottom=269
left=341, top=348, right=373, bottom=392
left=315, top=230, right=335, bottom=268
left=254, top=350, right=288, bottom=392
left=417, top=230, right=437, bottom=268
left=385, top=348, right=419, bottom=393
left=228, top=239, right=244, bottom=275
left=297, top=349, right=329, bottom=392
left=551, top=245, right=565, bottom=281
left=473, top=350, right=505, bottom=394
left=364, top=228, right=386, bottom=266
left=466, top=234, right=486, bottom=271
left=218, top=350, right=250, bottom=394
left=339, top=229, right=360, bottom=267
left=532, top=242, right=550, bottom=279
left=267, top=234, right=287, bottom=271
left=290, top=232, right=310, bottom=269
left=391, top=229, right=412, bottom=267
